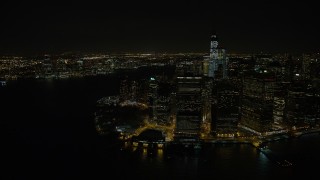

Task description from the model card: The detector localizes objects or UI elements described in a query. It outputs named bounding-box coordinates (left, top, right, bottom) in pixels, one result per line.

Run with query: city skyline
left=2, top=14, right=320, bottom=178
left=1, top=1, right=319, bottom=55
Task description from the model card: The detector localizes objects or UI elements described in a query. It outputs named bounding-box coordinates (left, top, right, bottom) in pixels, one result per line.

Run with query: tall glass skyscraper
left=207, top=34, right=228, bottom=79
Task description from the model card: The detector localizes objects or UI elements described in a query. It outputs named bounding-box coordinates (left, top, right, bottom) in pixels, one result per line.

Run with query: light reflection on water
left=142, top=148, right=147, bottom=160
left=257, top=151, right=271, bottom=176
left=156, top=149, right=163, bottom=162
left=119, top=142, right=277, bottom=178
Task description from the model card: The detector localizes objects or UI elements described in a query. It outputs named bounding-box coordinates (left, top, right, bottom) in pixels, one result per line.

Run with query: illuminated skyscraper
left=155, top=96, right=171, bottom=126
left=207, top=34, right=228, bottom=79
left=201, top=77, right=213, bottom=137
left=148, top=76, right=174, bottom=126
left=148, top=77, right=158, bottom=122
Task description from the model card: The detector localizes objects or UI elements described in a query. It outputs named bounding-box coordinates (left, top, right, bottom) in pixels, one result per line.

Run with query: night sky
left=1, top=1, right=319, bottom=55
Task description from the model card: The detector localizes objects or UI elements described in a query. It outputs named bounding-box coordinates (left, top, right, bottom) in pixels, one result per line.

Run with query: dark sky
left=1, top=1, right=319, bottom=55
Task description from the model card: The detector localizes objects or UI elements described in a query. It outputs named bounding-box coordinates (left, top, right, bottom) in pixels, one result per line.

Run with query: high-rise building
left=174, top=76, right=203, bottom=141
left=146, top=76, right=173, bottom=126
left=148, top=77, right=159, bottom=122
left=201, top=77, right=213, bottom=138
left=155, top=96, right=171, bottom=126
left=212, top=80, right=240, bottom=136
left=203, top=56, right=210, bottom=77
left=240, top=71, right=275, bottom=134
left=273, top=82, right=290, bottom=128
left=285, top=81, right=307, bottom=128
left=207, top=34, right=228, bottom=79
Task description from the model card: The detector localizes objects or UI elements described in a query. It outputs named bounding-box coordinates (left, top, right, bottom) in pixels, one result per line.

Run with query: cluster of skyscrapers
left=140, top=34, right=320, bottom=141
left=91, top=33, right=320, bottom=142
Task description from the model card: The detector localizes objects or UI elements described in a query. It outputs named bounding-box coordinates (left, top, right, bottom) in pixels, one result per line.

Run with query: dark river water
left=1, top=72, right=320, bottom=179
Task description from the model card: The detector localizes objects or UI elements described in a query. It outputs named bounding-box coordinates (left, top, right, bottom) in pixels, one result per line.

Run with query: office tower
left=284, top=79, right=320, bottom=129
left=304, top=81, right=319, bottom=127
left=286, top=56, right=303, bottom=81
left=285, top=81, right=307, bottom=129
left=155, top=96, right=171, bottom=126
left=240, top=71, right=275, bottom=134
left=207, top=34, right=228, bottom=79
left=174, top=76, right=203, bottom=141
left=148, top=77, right=159, bottom=122
left=212, top=80, right=240, bottom=137
left=200, top=77, right=213, bottom=138
left=203, top=56, right=210, bottom=77
left=272, top=81, right=291, bottom=129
